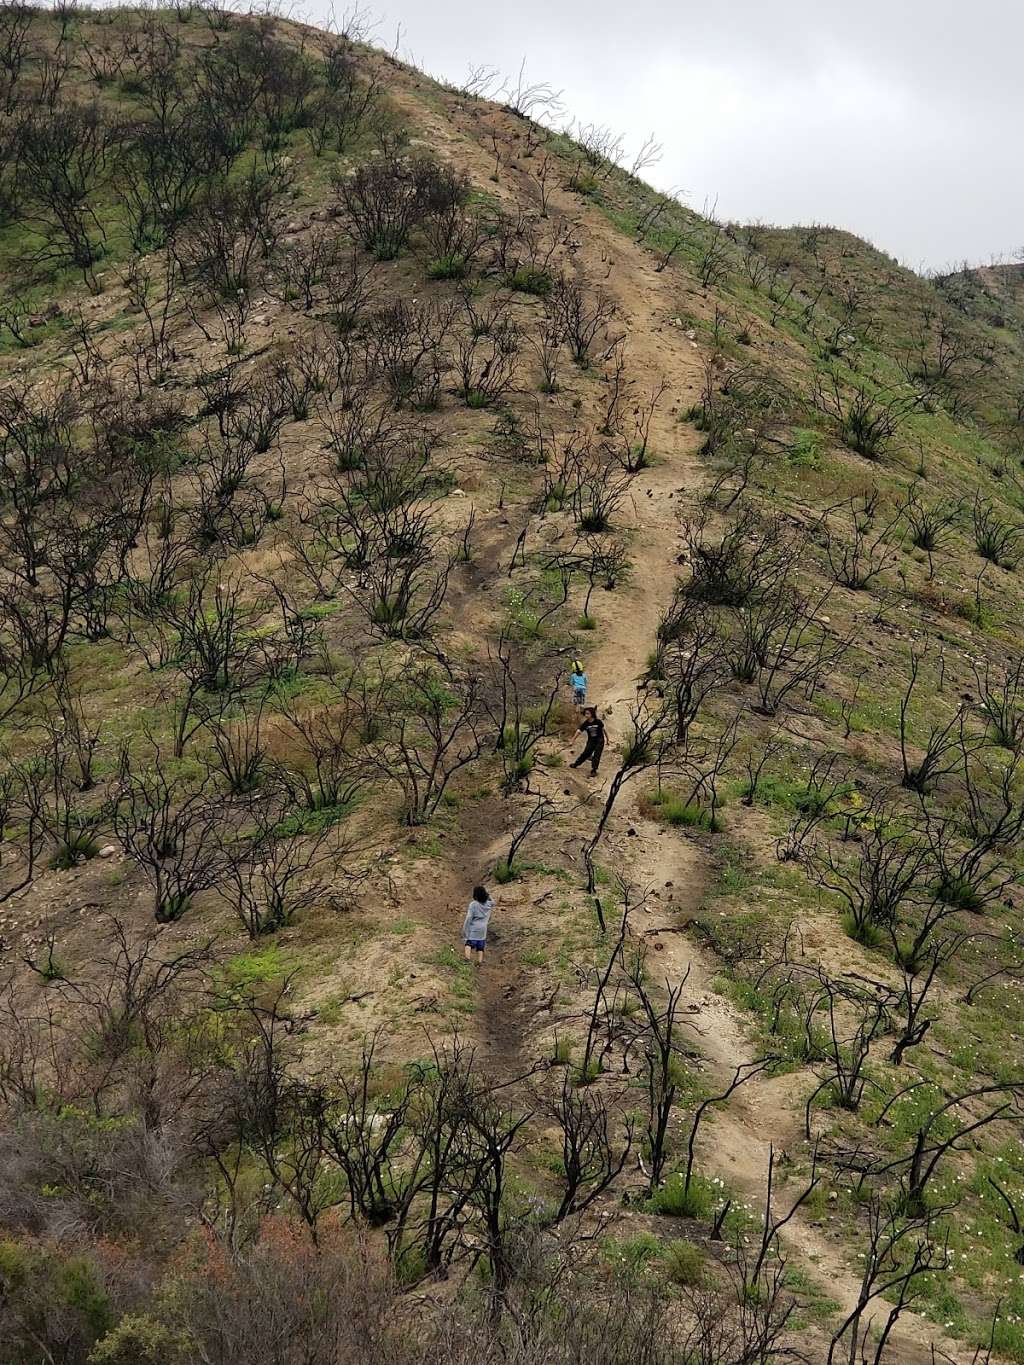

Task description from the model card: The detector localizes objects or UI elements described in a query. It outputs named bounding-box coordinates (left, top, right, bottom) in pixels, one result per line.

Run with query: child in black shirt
left=571, top=707, right=606, bottom=776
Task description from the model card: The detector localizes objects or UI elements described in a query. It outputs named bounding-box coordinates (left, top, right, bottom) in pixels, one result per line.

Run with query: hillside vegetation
left=2, top=6, right=1024, bottom=1364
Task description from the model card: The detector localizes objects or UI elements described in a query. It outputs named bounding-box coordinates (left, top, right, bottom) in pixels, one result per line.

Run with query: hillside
left=1, top=7, right=1024, bottom=1364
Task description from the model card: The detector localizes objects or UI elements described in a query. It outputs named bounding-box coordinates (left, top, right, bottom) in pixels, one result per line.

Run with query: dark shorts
left=465, top=938, right=486, bottom=951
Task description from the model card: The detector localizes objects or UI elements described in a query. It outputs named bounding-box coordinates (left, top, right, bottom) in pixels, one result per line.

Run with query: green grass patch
left=387, top=917, right=417, bottom=937
left=646, top=1172, right=720, bottom=1219
left=785, top=1265, right=842, bottom=1327
left=505, top=265, right=552, bottom=296
left=520, top=944, right=548, bottom=966
left=426, top=253, right=468, bottom=280
left=428, top=945, right=477, bottom=1014
left=272, top=801, right=354, bottom=837
left=662, top=1239, right=707, bottom=1286
left=223, top=944, right=297, bottom=990
left=787, top=428, right=824, bottom=468
left=739, top=771, right=856, bottom=815
left=642, top=788, right=719, bottom=830
left=602, top=1231, right=662, bottom=1276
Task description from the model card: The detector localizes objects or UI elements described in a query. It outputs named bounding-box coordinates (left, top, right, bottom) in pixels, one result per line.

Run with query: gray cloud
left=309, top=0, right=1023, bottom=269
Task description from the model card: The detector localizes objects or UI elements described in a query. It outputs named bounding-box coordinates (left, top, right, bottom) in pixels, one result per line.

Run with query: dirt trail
left=637, top=836, right=972, bottom=1363
left=383, top=79, right=971, bottom=1360
left=532, top=198, right=967, bottom=1363
left=383, top=76, right=711, bottom=1051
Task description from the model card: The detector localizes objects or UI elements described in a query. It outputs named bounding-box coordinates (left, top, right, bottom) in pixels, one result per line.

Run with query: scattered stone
left=98, top=845, right=116, bottom=859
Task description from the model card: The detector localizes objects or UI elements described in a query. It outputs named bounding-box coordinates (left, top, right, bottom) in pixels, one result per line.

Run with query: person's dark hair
left=472, top=884, right=489, bottom=904
left=583, top=707, right=597, bottom=719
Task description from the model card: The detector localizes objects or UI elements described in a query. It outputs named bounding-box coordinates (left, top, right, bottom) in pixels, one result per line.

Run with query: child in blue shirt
left=569, top=658, right=587, bottom=706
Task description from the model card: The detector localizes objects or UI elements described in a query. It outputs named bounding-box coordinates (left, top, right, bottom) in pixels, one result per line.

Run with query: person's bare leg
left=464, top=944, right=472, bottom=962
left=476, top=948, right=485, bottom=965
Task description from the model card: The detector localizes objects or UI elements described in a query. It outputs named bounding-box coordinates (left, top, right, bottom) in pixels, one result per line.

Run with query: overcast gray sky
left=307, top=0, right=1022, bottom=271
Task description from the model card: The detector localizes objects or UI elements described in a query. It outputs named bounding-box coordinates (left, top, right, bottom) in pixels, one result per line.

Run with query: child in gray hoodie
left=463, top=885, right=494, bottom=963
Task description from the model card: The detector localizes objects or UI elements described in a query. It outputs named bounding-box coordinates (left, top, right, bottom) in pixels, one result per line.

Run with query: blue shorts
left=465, top=939, right=486, bottom=952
